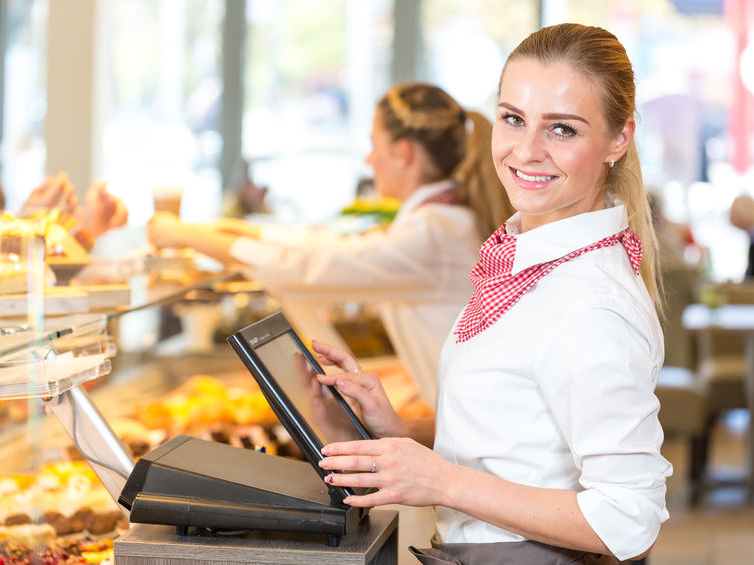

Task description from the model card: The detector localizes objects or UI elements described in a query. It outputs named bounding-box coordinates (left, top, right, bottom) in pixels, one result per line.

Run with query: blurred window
left=421, top=0, right=538, bottom=117
left=2, top=0, right=749, bottom=280
left=241, top=0, right=393, bottom=223
left=0, top=0, right=48, bottom=213
left=98, top=0, right=225, bottom=225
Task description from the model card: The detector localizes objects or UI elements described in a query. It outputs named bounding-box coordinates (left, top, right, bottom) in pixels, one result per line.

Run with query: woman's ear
left=392, top=137, right=414, bottom=168
left=607, top=116, right=636, bottom=165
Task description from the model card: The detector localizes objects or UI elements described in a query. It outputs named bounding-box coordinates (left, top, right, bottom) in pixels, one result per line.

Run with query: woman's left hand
left=318, top=437, right=457, bottom=508
left=82, top=181, right=128, bottom=238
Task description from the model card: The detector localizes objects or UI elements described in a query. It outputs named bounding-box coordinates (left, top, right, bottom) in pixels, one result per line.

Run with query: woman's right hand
left=311, top=340, right=406, bottom=439
left=147, top=211, right=185, bottom=249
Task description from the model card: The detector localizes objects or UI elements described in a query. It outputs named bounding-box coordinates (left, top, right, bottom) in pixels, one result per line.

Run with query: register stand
left=114, top=509, right=398, bottom=565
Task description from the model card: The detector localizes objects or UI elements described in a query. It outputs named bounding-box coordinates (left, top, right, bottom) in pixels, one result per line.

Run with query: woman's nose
left=513, top=129, right=546, bottom=163
left=365, top=149, right=375, bottom=166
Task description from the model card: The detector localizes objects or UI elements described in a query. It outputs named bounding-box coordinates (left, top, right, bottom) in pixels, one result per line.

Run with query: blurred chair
left=661, top=264, right=700, bottom=370
left=689, top=281, right=754, bottom=502
left=695, top=282, right=754, bottom=424
left=656, top=366, right=708, bottom=506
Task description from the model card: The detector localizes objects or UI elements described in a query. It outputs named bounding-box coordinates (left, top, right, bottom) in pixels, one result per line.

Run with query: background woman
left=148, top=83, right=514, bottom=407
left=314, top=24, right=670, bottom=564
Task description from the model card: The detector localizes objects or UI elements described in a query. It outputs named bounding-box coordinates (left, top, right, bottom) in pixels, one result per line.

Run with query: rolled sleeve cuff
left=577, top=486, right=669, bottom=561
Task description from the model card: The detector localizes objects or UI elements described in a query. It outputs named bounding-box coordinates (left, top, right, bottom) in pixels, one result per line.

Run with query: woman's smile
left=509, top=166, right=558, bottom=189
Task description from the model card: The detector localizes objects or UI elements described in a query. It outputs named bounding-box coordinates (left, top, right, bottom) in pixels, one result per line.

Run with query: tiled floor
left=650, top=410, right=754, bottom=565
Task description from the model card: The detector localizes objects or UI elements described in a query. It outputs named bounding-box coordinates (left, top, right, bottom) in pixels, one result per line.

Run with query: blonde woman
left=148, top=84, right=514, bottom=407
left=315, top=24, right=670, bottom=564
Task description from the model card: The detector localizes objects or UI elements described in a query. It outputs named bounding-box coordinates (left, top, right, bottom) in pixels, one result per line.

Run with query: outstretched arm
left=148, top=212, right=239, bottom=264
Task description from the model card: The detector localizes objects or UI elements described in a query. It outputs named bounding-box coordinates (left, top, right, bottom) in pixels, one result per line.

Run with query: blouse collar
left=393, top=180, right=458, bottom=224
left=507, top=205, right=629, bottom=275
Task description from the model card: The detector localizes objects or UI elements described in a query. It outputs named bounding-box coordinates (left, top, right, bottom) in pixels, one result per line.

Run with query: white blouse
left=229, top=181, right=482, bottom=406
left=433, top=205, right=672, bottom=561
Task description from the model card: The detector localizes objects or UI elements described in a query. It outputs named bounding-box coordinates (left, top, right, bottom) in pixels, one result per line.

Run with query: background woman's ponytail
left=379, top=84, right=514, bottom=241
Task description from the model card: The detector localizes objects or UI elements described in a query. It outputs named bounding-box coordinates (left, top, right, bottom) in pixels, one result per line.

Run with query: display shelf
left=0, top=313, right=114, bottom=399
left=0, top=313, right=108, bottom=359
left=0, top=354, right=111, bottom=399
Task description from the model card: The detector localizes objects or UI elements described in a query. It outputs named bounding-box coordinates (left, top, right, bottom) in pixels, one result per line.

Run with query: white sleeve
left=535, top=301, right=671, bottom=561
left=227, top=212, right=449, bottom=302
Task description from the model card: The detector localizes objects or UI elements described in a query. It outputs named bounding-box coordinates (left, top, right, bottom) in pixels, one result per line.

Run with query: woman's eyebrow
left=543, top=112, right=589, bottom=125
left=498, top=102, right=523, bottom=114
left=498, top=102, right=589, bottom=125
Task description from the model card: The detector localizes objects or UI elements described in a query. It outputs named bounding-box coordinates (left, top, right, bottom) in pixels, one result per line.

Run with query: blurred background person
left=220, top=157, right=270, bottom=218
left=148, top=83, right=515, bottom=406
left=5, top=172, right=128, bottom=241
left=730, top=194, right=754, bottom=278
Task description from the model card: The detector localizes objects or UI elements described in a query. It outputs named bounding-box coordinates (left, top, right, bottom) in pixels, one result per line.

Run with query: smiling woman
left=314, top=23, right=670, bottom=565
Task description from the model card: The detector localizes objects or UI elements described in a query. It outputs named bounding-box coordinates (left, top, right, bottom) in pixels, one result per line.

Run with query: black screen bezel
left=227, top=311, right=372, bottom=503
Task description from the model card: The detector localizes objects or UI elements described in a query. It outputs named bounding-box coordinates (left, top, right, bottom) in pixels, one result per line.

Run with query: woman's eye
left=501, top=113, right=524, bottom=126
left=552, top=123, right=577, bottom=137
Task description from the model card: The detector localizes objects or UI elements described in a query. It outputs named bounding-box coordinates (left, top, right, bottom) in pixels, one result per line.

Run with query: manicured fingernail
left=326, top=474, right=335, bottom=484
left=321, top=446, right=332, bottom=455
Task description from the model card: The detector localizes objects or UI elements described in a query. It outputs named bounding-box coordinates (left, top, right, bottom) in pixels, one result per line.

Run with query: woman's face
left=492, top=58, right=633, bottom=232
left=366, top=109, right=404, bottom=200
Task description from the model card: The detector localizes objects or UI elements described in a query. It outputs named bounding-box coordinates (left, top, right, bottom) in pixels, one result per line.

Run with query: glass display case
left=0, top=250, right=273, bottom=564
left=0, top=236, right=427, bottom=563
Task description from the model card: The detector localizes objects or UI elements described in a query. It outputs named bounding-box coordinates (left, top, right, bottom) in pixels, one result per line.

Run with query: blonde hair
left=379, top=83, right=514, bottom=239
left=504, top=23, right=662, bottom=309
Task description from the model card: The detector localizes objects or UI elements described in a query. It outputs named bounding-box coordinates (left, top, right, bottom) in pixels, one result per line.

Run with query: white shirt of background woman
left=229, top=180, right=481, bottom=406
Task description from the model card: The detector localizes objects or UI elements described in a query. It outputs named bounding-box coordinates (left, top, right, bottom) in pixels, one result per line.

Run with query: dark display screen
left=254, top=332, right=365, bottom=444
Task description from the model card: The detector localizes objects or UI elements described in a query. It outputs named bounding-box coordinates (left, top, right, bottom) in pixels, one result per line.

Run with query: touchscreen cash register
left=119, top=311, right=373, bottom=546
left=228, top=310, right=373, bottom=487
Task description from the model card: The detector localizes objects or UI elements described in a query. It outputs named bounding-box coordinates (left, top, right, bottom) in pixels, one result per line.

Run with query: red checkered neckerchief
left=454, top=224, right=643, bottom=342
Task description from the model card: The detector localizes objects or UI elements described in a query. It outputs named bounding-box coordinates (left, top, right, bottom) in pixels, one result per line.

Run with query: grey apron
left=409, top=537, right=620, bottom=565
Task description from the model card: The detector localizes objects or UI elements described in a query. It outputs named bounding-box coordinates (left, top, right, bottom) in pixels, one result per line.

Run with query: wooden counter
left=114, top=509, right=398, bottom=565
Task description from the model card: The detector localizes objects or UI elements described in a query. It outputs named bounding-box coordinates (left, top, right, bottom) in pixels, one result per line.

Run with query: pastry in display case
left=0, top=314, right=126, bottom=564
left=0, top=214, right=132, bottom=318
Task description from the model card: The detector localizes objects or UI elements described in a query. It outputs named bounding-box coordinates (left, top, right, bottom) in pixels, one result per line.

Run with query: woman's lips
left=509, top=167, right=557, bottom=189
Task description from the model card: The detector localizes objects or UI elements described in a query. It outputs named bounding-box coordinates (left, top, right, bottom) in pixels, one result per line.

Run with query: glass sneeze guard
left=0, top=313, right=113, bottom=399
